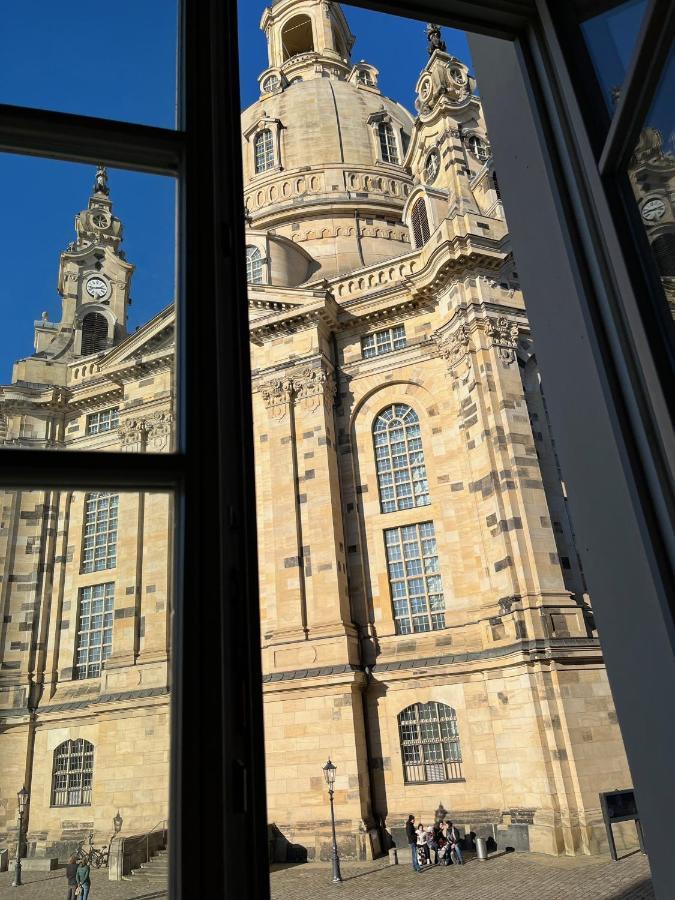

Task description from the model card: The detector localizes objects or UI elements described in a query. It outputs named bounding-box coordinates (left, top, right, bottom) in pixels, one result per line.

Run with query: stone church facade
left=0, top=0, right=635, bottom=864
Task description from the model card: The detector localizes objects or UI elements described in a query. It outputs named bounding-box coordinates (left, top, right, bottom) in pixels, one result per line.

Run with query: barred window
left=246, top=246, right=264, bottom=284
left=86, top=407, right=119, bottom=435
left=51, top=739, right=94, bottom=807
left=385, top=522, right=445, bottom=634
left=75, top=583, right=114, bottom=679
left=373, top=404, right=429, bottom=513
left=411, top=198, right=430, bottom=248
left=82, top=492, right=119, bottom=573
left=378, top=122, right=399, bottom=164
left=361, top=324, right=406, bottom=359
left=398, top=702, right=463, bottom=783
left=254, top=128, right=275, bottom=173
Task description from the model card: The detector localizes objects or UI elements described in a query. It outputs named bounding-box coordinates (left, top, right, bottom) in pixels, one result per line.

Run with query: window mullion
left=0, top=103, right=183, bottom=177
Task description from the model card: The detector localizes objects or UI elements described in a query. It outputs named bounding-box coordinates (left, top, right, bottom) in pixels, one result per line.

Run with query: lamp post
left=11, top=787, right=29, bottom=888
left=108, top=810, right=123, bottom=861
left=322, top=759, right=342, bottom=884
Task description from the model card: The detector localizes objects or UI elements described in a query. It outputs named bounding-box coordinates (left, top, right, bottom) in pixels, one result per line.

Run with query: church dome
left=241, top=0, right=415, bottom=280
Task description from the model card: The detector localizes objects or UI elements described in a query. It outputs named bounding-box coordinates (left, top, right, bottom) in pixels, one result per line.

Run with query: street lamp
left=322, top=758, right=342, bottom=884
left=12, top=787, right=29, bottom=888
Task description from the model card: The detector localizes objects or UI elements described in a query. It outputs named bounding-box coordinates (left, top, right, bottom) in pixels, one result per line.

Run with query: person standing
left=65, top=856, right=79, bottom=900
left=448, top=822, right=464, bottom=865
left=405, top=814, right=421, bottom=872
left=416, top=823, right=430, bottom=866
left=76, top=859, right=91, bottom=899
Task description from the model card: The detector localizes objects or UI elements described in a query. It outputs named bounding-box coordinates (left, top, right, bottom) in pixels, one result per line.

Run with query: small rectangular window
left=81, top=492, right=119, bottom=573
left=361, top=324, right=406, bottom=359
left=86, top=407, right=119, bottom=435
left=75, top=583, right=115, bottom=679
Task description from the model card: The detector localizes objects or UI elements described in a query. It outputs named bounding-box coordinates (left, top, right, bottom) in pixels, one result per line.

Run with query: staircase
left=127, top=848, right=169, bottom=886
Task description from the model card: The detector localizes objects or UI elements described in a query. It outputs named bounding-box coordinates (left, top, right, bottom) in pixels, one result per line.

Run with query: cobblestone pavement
left=0, top=850, right=653, bottom=899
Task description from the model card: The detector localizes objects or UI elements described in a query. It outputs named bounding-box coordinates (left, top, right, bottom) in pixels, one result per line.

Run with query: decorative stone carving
left=119, top=417, right=145, bottom=452
left=145, top=411, right=173, bottom=452
left=486, top=316, right=520, bottom=366
left=260, top=364, right=336, bottom=418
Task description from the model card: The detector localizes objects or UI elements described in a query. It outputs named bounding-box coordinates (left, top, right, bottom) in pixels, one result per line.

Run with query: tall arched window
left=81, top=312, right=109, bottom=355
left=467, top=134, right=489, bottom=162
left=373, top=403, right=429, bottom=512
left=398, top=702, right=463, bottom=783
left=254, top=129, right=275, bottom=174
left=51, top=739, right=94, bottom=807
left=246, top=246, right=264, bottom=284
left=411, top=198, right=431, bottom=248
left=378, top=122, right=399, bottom=164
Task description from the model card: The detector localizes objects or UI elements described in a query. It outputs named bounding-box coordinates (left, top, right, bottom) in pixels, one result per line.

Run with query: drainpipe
left=354, top=209, right=366, bottom=267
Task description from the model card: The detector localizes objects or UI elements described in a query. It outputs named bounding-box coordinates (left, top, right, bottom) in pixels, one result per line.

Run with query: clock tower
left=14, top=166, right=134, bottom=386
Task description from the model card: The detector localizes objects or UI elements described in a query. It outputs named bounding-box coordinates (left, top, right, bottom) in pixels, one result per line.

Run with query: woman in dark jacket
left=65, top=856, right=78, bottom=900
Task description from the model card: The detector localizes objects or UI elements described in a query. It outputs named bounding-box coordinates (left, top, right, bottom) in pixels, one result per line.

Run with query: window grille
left=81, top=312, right=109, bottom=355
left=86, top=407, right=119, bottom=435
left=51, top=739, right=94, bottom=807
left=398, top=702, right=463, bottom=783
left=254, top=129, right=275, bottom=173
left=82, top=492, right=119, bottom=573
left=246, top=246, right=264, bottom=283
left=75, top=583, right=114, bottom=679
left=378, top=122, right=399, bottom=164
left=384, top=521, right=445, bottom=634
left=373, top=403, right=430, bottom=513
left=361, top=324, right=406, bottom=359
left=411, top=198, right=430, bottom=248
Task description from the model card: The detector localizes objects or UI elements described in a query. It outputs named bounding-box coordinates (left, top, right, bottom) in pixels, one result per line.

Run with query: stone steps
left=126, top=848, right=169, bottom=884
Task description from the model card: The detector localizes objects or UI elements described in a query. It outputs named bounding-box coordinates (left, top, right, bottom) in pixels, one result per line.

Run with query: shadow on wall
left=268, top=824, right=308, bottom=864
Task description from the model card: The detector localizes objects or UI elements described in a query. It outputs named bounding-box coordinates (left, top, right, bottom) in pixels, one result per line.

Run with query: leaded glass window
left=246, top=245, right=264, bottom=284
left=51, top=739, right=94, bottom=807
left=385, top=522, right=444, bottom=634
left=81, top=492, right=119, bottom=573
left=254, top=128, right=275, bottom=173
left=373, top=403, right=429, bottom=513
left=398, top=702, right=463, bottom=783
left=75, top=583, right=114, bottom=679
left=361, top=324, right=406, bottom=359
left=86, top=407, right=119, bottom=435
left=378, top=122, right=399, bottom=164
left=411, top=198, right=430, bottom=248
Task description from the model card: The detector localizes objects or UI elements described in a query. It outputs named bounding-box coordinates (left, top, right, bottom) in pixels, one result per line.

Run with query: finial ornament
left=426, top=23, right=446, bottom=55
left=93, top=165, right=109, bottom=196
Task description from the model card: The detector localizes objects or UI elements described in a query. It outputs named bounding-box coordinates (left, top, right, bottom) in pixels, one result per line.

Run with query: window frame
left=398, top=701, right=463, bottom=785
left=51, top=739, right=95, bottom=808
left=74, top=582, right=115, bottom=679
left=361, top=323, right=406, bottom=358
left=373, top=402, right=430, bottom=513
left=85, top=407, right=120, bottom=436
left=0, top=0, right=672, bottom=896
left=81, top=491, right=119, bottom=573
left=254, top=128, right=275, bottom=174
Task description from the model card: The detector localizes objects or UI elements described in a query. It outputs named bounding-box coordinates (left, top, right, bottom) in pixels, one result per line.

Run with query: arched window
left=411, top=198, right=431, bottom=248
left=398, top=702, right=463, bottom=783
left=51, top=739, right=94, bottom=807
left=378, top=122, right=399, bottom=164
left=357, top=70, right=373, bottom=86
left=281, top=14, right=314, bottom=60
left=467, top=134, right=489, bottom=162
left=385, top=521, right=445, bottom=634
left=254, top=129, right=275, bottom=174
left=81, top=312, right=109, bottom=355
left=246, top=246, right=264, bottom=284
left=651, top=233, right=675, bottom=277
left=373, top=403, right=429, bottom=512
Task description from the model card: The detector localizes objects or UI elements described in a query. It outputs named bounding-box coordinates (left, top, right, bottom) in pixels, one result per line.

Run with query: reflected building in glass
left=0, top=0, right=637, bottom=868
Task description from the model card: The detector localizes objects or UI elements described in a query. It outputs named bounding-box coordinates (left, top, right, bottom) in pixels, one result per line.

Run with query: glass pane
left=581, top=0, right=649, bottom=112
left=0, top=2, right=178, bottom=128
left=626, top=46, right=675, bottom=328
left=0, top=490, right=172, bottom=880
left=0, top=155, right=177, bottom=452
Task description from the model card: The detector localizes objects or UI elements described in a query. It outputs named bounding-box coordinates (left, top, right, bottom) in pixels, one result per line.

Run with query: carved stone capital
left=145, top=411, right=173, bottom=452
left=485, top=316, right=520, bottom=366
left=119, top=417, right=146, bottom=452
left=295, top=366, right=336, bottom=413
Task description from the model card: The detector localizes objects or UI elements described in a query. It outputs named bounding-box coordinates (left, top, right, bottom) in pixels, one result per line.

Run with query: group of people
left=65, top=855, right=91, bottom=899
left=404, top=814, right=464, bottom=872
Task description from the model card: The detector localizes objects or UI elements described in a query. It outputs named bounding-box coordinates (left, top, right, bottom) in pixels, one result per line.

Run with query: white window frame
left=86, top=406, right=119, bottom=435
left=74, top=582, right=115, bottom=679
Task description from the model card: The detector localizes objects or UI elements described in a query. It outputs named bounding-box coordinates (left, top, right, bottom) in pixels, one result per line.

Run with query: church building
left=0, top=0, right=636, bottom=865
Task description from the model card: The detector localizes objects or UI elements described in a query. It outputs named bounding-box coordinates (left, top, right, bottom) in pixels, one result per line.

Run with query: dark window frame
left=0, top=0, right=672, bottom=897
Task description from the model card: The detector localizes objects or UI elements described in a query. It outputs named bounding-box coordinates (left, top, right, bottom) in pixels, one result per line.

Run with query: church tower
left=16, top=167, right=133, bottom=387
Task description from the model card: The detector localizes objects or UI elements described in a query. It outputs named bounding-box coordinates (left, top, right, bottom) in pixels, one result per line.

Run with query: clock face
left=85, top=276, right=110, bottom=300
left=91, top=212, right=110, bottom=229
left=425, top=150, right=440, bottom=184
left=642, top=197, right=666, bottom=222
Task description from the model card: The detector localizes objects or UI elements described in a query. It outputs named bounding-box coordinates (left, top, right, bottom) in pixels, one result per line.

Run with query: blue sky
left=0, top=1, right=467, bottom=377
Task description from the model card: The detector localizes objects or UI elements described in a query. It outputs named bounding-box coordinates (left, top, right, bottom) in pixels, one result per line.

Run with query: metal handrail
left=120, top=819, right=168, bottom=869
